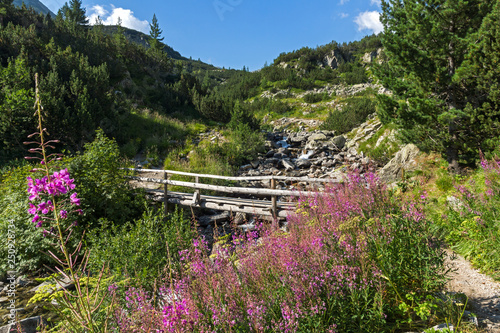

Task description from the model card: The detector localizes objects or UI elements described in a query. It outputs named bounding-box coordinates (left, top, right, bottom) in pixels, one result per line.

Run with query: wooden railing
left=126, top=168, right=339, bottom=220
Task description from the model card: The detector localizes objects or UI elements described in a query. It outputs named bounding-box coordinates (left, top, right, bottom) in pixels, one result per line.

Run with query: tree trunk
left=447, top=118, right=460, bottom=174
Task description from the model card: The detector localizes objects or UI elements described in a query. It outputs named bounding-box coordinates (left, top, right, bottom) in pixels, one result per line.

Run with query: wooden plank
left=124, top=167, right=339, bottom=183
left=145, top=190, right=294, bottom=218
left=165, top=191, right=296, bottom=208
left=128, top=176, right=319, bottom=197
left=271, top=178, right=277, bottom=220
left=167, top=196, right=290, bottom=218
left=164, top=172, right=168, bottom=218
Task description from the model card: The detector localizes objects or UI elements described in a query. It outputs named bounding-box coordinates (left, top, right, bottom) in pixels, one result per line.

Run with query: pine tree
left=149, top=14, right=164, bottom=53
left=60, top=0, right=88, bottom=26
left=456, top=0, right=500, bottom=158
left=0, top=0, right=13, bottom=26
left=376, top=0, right=495, bottom=171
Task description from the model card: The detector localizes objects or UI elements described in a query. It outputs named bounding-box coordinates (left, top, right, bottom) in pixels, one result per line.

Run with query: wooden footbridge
left=126, top=168, right=339, bottom=220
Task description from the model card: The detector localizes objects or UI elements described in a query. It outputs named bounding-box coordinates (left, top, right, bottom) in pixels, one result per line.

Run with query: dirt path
left=445, top=250, right=500, bottom=332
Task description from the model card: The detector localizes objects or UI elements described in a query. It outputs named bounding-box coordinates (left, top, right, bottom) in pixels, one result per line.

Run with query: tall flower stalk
left=25, top=74, right=112, bottom=332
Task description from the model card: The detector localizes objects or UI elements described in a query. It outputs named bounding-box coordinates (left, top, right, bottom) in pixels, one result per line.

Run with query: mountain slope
left=12, top=0, right=55, bottom=17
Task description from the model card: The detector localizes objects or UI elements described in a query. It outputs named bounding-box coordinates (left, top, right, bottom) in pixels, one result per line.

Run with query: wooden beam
left=124, top=168, right=339, bottom=183
left=163, top=172, right=168, bottom=219
left=128, top=176, right=319, bottom=197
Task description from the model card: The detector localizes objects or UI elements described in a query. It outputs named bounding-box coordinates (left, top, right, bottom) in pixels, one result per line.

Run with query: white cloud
left=339, top=0, right=350, bottom=5
left=340, top=12, right=349, bottom=18
left=354, top=11, right=383, bottom=34
left=87, top=5, right=149, bottom=33
left=371, top=0, right=381, bottom=5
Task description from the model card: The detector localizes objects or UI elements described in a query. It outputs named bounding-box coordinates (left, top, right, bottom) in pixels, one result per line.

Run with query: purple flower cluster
left=112, top=170, right=434, bottom=332
left=27, top=168, right=81, bottom=228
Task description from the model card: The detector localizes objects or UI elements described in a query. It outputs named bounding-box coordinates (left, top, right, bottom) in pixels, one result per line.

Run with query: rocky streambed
left=238, top=130, right=375, bottom=181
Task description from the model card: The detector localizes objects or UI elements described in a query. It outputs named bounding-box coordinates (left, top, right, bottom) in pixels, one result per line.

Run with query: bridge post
left=195, top=176, right=200, bottom=203
left=271, top=177, right=277, bottom=221
left=164, top=171, right=168, bottom=219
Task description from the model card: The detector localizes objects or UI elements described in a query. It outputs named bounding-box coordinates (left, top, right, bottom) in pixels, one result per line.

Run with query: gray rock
left=250, top=160, right=260, bottom=169
left=296, top=159, right=312, bottom=169
left=277, top=147, right=289, bottom=155
left=198, top=212, right=230, bottom=227
left=15, top=277, right=29, bottom=287
left=308, top=133, right=328, bottom=142
left=322, top=160, right=336, bottom=168
left=265, top=150, right=275, bottom=158
left=330, top=135, right=346, bottom=150
left=239, top=164, right=252, bottom=171
left=429, top=323, right=454, bottom=331
left=378, top=144, right=420, bottom=183
left=360, top=157, right=371, bottom=165
left=282, top=159, right=295, bottom=171
left=289, top=133, right=307, bottom=144
left=323, top=49, right=345, bottom=69
left=232, top=212, right=247, bottom=225
left=0, top=316, right=46, bottom=333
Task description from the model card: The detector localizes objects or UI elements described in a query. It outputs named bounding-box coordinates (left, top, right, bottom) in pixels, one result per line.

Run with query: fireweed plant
left=437, top=153, right=500, bottom=279
left=25, top=75, right=112, bottom=332
left=112, top=172, right=446, bottom=332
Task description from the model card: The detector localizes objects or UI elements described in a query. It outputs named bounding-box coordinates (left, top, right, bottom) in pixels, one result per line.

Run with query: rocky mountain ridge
left=13, top=0, right=55, bottom=17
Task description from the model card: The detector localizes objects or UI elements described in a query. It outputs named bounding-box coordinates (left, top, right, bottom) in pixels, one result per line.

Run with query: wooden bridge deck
left=127, top=168, right=338, bottom=220
left=145, top=189, right=296, bottom=219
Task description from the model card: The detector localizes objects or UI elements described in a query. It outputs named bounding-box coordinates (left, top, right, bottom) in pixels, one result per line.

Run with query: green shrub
left=267, top=99, right=292, bottom=114
left=0, top=164, right=54, bottom=275
left=0, top=130, right=147, bottom=276
left=67, top=129, right=147, bottom=230
left=435, top=159, right=500, bottom=279
left=321, top=97, right=376, bottom=134
left=87, top=207, right=194, bottom=289
left=303, top=92, right=324, bottom=104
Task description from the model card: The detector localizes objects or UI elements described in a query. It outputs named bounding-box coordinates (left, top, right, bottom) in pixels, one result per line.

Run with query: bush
left=87, top=207, right=194, bottom=289
left=303, top=92, right=324, bottom=104
left=0, top=130, right=147, bottom=276
left=321, top=97, right=376, bottom=134
left=67, top=129, right=146, bottom=230
left=435, top=157, right=500, bottom=279
left=0, top=164, right=55, bottom=275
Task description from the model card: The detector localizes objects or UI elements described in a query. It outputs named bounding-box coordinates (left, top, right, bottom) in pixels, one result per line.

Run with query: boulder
left=282, top=159, right=295, bottom=171
left=378, top=144, right=420, bottom=183
left=323, top=49, right=345, bottom=69
left=0, top=316, right=46, bottom=333
left=296, top=159, right=312, bottom=169
left=330, top=135, right=346, bottom=150
left=361, top=50, right=378, bottom=64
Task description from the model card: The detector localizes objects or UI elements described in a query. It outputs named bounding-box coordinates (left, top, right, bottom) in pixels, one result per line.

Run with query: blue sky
left=40, top=0, right=383, bottom=71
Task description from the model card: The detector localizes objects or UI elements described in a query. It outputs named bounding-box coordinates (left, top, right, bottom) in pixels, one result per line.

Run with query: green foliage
left=63, top=0, right=88, bottom=26
left=0, top=164, right=54, bottom=275
left=148, top=13, right=164, bottom=54
left=303, top=92, right=327, bottom=104
left=0, top=130, right=147, bottom=276
left=434, top=159, right=500, bottom=279
left=0, top=50, right=34, bottom=162
left=321, top=97, right=376, bottom=134
left=376, top=0, right=497, bottom=170
left=87, top=207, right=194, bottom=289
left=67, top=129, right=146, bottom=229
left=435, top=168, right=454, bottom=193
left=0, top=4, right=208, bottom=161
